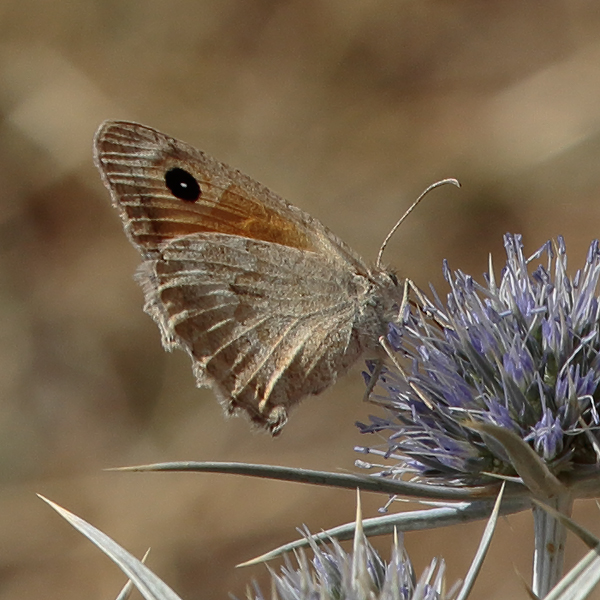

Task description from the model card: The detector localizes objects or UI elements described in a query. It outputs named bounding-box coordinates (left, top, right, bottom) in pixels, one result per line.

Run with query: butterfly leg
left=362, top=359, right=383, bottom=402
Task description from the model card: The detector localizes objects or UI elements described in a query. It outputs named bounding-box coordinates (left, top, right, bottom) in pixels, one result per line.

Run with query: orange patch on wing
left=214, top=186, right=314, bottom=251
left=129, top=183, right=317, bottom=251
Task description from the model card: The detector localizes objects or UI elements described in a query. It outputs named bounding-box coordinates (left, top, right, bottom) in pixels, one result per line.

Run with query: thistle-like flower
left=357, top=234, right=600, bottom=490
left=248, top=520, right=453, bottom=600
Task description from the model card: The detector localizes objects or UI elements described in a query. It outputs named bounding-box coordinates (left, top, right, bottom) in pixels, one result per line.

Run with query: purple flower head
left=247, top=525, right=452, bottom=600
left=358, top=235, right=600, bottom=486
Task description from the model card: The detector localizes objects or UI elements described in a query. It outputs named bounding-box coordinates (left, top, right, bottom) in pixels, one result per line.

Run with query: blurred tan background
left=2, top=1, right=600, bottom=598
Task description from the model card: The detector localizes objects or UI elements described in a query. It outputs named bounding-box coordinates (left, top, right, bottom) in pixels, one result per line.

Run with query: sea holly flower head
left=357, top=234, right=600, bottom=488
left=247, top=526, right=453, bottom=600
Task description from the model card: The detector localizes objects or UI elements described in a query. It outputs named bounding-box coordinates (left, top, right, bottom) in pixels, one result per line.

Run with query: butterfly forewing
left=95, top=122, right=340, bottom=257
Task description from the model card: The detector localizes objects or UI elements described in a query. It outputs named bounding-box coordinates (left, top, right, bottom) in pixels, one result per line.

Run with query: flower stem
left=532, top=493, right=573, bottom=597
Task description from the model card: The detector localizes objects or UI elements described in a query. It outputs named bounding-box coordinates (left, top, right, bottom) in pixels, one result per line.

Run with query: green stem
left=532, top=493, right=573, bottom=597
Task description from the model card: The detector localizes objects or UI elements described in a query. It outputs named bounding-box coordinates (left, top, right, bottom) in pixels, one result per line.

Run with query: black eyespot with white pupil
left=165, top=167, right=201, bottom=202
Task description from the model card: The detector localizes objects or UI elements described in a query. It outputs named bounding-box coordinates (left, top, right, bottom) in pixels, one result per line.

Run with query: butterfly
left=94, top=121, right=405, bottom=435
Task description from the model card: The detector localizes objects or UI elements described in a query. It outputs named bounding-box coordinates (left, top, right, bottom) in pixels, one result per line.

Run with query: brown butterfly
left=94, top=121, right=404, bottom=435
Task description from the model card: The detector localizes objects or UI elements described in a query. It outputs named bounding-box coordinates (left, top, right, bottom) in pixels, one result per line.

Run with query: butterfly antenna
left=376, top=178, right=460, bottom=269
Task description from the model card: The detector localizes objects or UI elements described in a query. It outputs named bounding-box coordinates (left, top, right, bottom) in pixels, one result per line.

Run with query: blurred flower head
left=247, top=524, right=452, bottom=600
left=357, top=234, right=600, bottom=487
